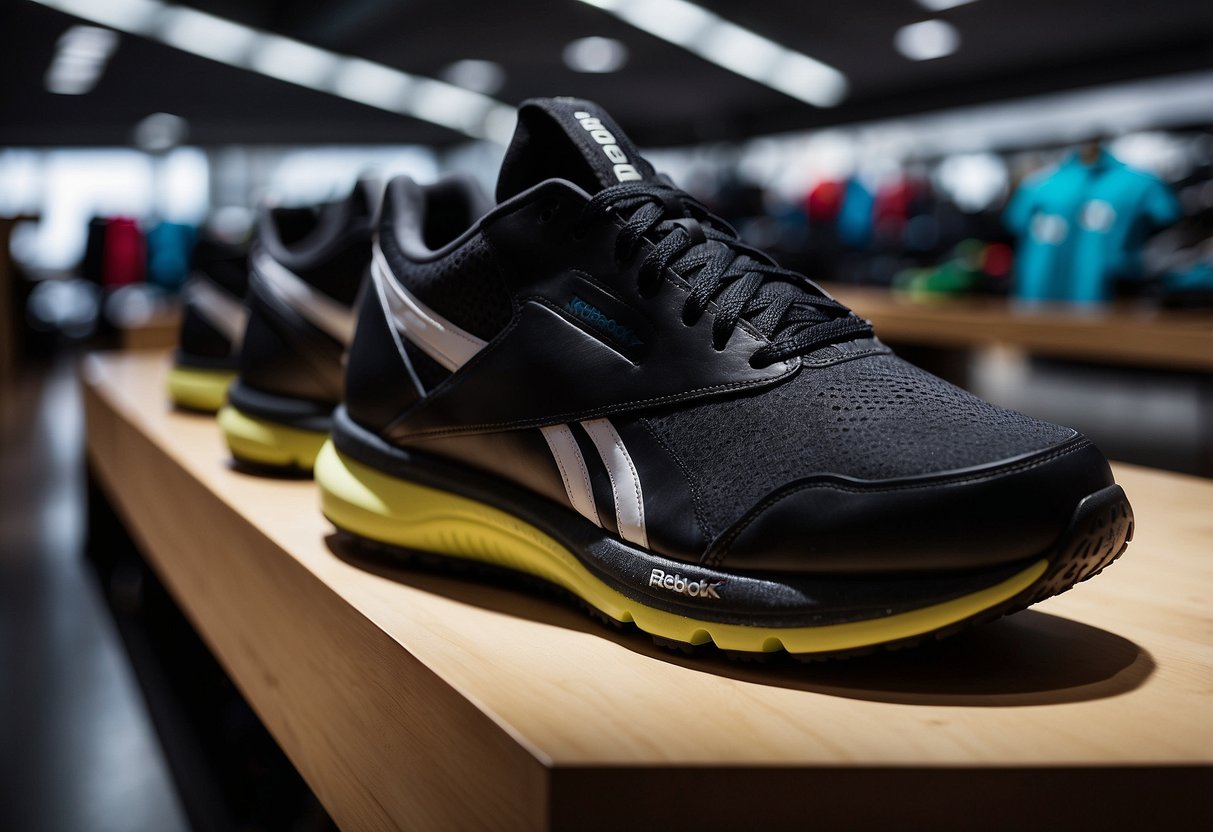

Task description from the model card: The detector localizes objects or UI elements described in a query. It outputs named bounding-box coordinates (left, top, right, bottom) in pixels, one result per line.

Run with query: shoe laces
left=576, top=182, right=872, bottom=367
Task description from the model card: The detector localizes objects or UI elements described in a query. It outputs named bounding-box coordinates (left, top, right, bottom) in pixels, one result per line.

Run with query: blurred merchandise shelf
left=827, top=284, right=1213, bottom=371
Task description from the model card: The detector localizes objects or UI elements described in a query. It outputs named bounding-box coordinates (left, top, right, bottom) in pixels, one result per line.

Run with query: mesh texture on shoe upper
left=640, top=353, right=1076, bottom=538
left=380, top=228, right=513, bottom=342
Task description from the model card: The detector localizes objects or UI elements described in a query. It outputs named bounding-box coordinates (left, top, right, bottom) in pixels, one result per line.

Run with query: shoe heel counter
left=239, top=286, right=343, bottom=403
left=344, top=270, right=424, bottom=433
left=178, top=294, right=234, bottom=363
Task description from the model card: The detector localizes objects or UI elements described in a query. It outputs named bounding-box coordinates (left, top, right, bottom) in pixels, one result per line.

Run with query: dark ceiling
left=2, top=0, right=1212, bottom=148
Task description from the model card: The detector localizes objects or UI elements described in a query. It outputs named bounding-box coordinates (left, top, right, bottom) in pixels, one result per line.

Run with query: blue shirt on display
left=1004, top=149, right=1180, bottom=302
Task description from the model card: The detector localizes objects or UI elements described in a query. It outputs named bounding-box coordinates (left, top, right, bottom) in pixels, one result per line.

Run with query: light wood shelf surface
left=84, top=351, right=1213, bottom=831
left=118, top=305, right=182, bottom=352
left=825, top=284, right=1213, bottom=371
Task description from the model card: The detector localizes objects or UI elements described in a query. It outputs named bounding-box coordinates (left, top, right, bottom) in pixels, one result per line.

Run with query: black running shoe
left=316, top=98, right=1133, bottom=659
left=167, top=238, right=249, bottom=413
left=218, top=181, right=379, bottom=471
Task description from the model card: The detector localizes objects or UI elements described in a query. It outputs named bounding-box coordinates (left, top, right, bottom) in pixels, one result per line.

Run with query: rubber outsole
left=167, top=365, right=236, bottom=414
left=315, top=439, right=1134, bottom=659
left=218, top=405, right=328, bottom=473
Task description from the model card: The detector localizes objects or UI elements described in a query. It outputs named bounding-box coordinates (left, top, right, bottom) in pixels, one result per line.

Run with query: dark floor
left=0, top=355, right=189, bottom=832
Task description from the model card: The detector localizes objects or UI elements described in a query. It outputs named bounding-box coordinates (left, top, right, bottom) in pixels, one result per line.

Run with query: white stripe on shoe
left=540, top=424, right=601, bottom=526
left=372, top=244, right=646, bottom=545
left=252, top=249, right=357, bottom=345
left=185, top=275, right=248, bottom=350
left=370, top=246, right=486, bottom=371
left=581, top=418, right=648, bottom=548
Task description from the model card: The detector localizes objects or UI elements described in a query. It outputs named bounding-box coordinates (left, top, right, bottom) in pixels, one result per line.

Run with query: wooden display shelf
left=83, top=351, right=1213, bottom=832
left=118, top=305, right=182, bottom=352
left=825, top=284, right=1213, bottom=372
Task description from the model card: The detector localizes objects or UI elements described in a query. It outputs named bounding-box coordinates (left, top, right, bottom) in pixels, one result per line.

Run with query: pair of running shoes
left=168, top=97, right=1133, bottom=661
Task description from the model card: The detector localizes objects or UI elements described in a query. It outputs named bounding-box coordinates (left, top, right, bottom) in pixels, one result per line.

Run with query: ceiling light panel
left=29, top=0, right=515, bottom=142
left=916, top=0, right=980, bottom=12
left=440, top=59, right=507, bottom=95
left=577, top=0, right=848, bottom=107
left=248, top=34, right=340, bottom=89
left=895, top=19, right=961, bottom=61
left=332, top=59, right=415, bottom=110
left=45, top=25, right=119, bottom=95
left=49, top=0, right=164, bottom=33
left=158, top=7, right=258, bottom=65
left=563, top=37, right=629, bottom=73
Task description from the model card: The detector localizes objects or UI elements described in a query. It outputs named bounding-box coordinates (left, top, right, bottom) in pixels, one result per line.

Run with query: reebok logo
left=574, top=110, right=643, bottom=183
left=648, top=568, right=725, bottom=600
left=564, top=296, right=643, bottom=346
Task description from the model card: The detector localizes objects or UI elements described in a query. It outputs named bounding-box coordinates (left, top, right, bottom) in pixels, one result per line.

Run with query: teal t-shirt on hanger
left=1004, top=149, right=1180, bottom=302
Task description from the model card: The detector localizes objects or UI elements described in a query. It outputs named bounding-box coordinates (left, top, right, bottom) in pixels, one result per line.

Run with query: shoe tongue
left=496, top=97, right=657, bottom=202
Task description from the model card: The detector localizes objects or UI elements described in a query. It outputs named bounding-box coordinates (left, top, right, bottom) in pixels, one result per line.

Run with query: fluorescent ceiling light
left=409, top=79, right=495, bottom=134
left=563, top=37, right=629, bottom=73
left=248, top=34, right=340, bottom=89
left=158, top=7, right=257, bottom=64
left=576, top=0, right=847, bottom=107
left=895, top=19, right=961, bottom=61
left=29, top=0, right=514, bottom=142
left=133, top=111, right=189, bottom=151
left=916, top=0, right=980, bottom=11
left=767, top=52, right=846, bottom=107
left=48, top=0, right=164, bottom=33
left=606, top=0, right=713, bottom=48
left=332, top=59, right=415, bottom=110
left=698, top=21, right=783, bottom=78
left=46, top=25, right=119, bottom=95
left=440, top=59, right=506, bottom=95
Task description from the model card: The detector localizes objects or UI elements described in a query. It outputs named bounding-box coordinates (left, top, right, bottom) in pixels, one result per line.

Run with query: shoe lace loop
left=577, top=182, right=873, bottom=366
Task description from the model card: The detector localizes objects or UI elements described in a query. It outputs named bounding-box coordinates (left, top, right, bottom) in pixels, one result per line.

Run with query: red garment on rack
left=102, top=217, right=146, bottom=287
left=805, top=180, right=845, bottom=224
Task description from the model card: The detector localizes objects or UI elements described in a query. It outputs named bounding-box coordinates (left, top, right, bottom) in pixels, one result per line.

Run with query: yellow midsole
left=217, top=405, right=328, bottom=471
left=315, top=440, right=1047, bottom=654
left=167, top=365, right=236, bottom=413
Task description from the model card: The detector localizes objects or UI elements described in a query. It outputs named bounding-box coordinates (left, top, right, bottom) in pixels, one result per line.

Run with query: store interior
left=2, top=1, right=1211, bottom=830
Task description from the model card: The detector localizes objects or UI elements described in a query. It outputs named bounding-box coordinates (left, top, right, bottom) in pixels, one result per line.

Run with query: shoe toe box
left=709, top=436, right=1115, bottom=575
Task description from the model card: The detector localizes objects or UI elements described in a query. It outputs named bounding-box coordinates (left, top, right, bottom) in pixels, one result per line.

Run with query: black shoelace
left=575, top=182, right=873, bottom=367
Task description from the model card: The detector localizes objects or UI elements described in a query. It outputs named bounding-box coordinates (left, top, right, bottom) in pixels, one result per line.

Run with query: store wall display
left=1144, top=156, right=1213, bottom=308
left=676, top=131, right=1213, bottom=308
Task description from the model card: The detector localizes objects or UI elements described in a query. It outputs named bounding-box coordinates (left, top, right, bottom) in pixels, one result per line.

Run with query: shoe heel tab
left=382, top=175, right=428, bottom=258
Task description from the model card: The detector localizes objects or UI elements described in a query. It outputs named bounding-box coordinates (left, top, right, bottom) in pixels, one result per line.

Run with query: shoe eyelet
left=537, top=202, right=559, bottom=224
left=681, top=306, right=699, bottom=327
